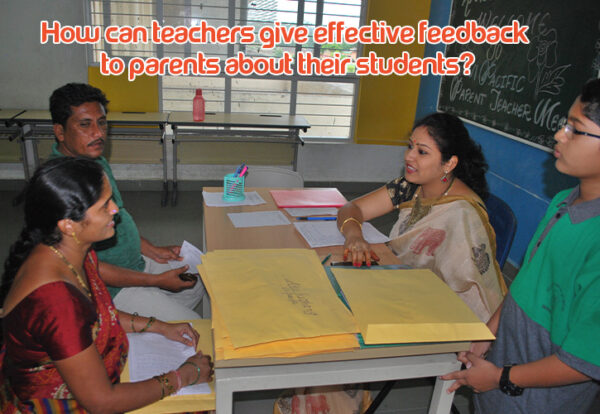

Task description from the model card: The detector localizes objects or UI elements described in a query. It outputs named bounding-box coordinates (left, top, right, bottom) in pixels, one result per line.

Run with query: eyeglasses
left=557, top=119, right=600, bottom=140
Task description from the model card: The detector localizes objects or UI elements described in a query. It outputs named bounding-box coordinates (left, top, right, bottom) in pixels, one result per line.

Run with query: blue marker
left=296, top=216, right=336, bottom=221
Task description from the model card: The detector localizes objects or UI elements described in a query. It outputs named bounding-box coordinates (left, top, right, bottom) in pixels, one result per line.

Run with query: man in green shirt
left=442, top=79, right=600, bottom=412
left=49, top=83, right=203, bottom=321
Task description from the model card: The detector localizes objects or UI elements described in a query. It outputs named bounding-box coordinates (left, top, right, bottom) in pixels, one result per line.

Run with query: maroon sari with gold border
left=1, top=250, right=128, bottom=413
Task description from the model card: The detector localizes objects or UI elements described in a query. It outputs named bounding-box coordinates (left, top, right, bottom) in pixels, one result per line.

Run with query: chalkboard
left=438, top=0, right=600, bottom=150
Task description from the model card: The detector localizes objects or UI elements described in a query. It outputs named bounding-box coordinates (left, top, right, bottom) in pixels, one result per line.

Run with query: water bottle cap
left=195, top=88, right=202, bottom=95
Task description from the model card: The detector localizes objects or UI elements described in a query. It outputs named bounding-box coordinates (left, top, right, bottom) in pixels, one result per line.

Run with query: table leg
left=428, top=362, right=461, bottom=414
left=161, top=180, right=169, bottom=207
left=215, top=376, right=234, bottom=414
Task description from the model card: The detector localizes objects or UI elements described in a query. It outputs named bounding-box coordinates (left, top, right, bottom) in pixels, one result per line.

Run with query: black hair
left=580, top=78, right=600, bottom=127
left=0, top=157, right=105, bottom=306
left=49, top=83, right=109, bottom=128
left=413, top=112, right=489, bottom=200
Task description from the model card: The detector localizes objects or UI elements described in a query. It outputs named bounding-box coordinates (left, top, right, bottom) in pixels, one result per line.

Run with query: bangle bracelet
left=180, top=361, right=202, bottom=385
left=131, top=312, right=139, bottom=333
left=340, top=217, right=362, bottom=234
left=174, top=369, right=182, bottom=391
left=153, top=374, right=165, bottom=399
left=140, top=316, right=155, bottom=333
left=153, top=373, right=175, bottom=399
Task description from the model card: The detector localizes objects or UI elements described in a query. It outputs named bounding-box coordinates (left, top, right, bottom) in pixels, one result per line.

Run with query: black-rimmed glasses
left=558, top=118, right=600, bottom=140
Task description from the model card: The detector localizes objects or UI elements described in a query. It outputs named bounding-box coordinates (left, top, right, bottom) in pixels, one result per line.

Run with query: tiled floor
left=2, top=185, right=598, bottom=413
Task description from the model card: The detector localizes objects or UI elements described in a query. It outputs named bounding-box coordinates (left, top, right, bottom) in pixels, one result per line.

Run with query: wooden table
left=202, top=187, right=464, bottom=414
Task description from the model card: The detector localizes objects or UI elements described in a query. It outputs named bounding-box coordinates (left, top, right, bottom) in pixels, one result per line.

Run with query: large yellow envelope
left=332, top=268, right=495, bottom=344
left=121, top=319, right=215, bottom=413
left=201, top=249, right=358, bottom=348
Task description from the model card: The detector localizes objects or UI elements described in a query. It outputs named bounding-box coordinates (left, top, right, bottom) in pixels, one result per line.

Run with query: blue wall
left=415, top=0, right=577, bottom=268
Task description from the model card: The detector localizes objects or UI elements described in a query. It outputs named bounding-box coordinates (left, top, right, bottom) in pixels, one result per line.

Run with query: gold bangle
left=140, top=316, right=155, bottom=333
left=153, top=373, right=176, bottom=399
left=340, top=217, right=362, bottom=234
left=131, top=312, right=138, bottom=333
left=180, top=361, right=202, bottom=385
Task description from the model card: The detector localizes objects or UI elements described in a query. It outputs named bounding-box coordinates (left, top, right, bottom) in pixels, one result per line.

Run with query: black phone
left=179, top=272, right=198, bottom=282
left=330, top=260, right=379, bottom=267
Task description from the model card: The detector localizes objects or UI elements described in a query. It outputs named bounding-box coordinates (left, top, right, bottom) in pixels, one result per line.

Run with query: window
left=88, top=0, right=366, bottom=140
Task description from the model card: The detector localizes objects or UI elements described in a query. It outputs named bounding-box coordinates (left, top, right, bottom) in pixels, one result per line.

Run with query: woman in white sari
left=338, top=112, right=506, bottom=323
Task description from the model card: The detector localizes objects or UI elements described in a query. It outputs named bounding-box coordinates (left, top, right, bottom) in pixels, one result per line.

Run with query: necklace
left=48, top=245, right=92, bottom=298
left=405, top=176, right=456, bottom=228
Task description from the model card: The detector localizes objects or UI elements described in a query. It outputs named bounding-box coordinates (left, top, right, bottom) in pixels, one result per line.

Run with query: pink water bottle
left=193, top=88, right=205, bottom=121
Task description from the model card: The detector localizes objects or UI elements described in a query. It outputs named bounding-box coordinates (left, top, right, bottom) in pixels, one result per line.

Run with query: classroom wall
left=415, top=0, right=578, bottom=268
left=0, top=0, right=88, bottom=108
left=0, top=0, right=404, bottom=185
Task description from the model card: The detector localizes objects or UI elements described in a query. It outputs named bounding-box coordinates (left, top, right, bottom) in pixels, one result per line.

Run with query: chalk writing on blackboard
left=438, top=1, right=600, bottom=149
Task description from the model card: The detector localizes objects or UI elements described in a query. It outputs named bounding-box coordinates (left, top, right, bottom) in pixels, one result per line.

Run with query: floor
left=1, top=185, right=598, bottom=414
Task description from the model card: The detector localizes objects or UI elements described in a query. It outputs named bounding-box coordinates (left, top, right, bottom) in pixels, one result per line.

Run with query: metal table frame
left=168, top=112, right=309, bottom=206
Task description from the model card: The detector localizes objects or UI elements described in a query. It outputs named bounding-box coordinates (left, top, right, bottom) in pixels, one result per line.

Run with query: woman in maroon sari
left=0, top=157, right=213, bottom=413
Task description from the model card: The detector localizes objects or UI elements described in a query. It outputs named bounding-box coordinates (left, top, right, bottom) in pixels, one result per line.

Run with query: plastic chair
left=485, top=193, right=517, bottom=268
left=244, top=166, right=304, bottom=188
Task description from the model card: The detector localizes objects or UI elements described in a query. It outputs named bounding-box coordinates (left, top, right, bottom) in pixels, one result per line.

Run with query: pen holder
left=223, top=173, right=245, bottom=202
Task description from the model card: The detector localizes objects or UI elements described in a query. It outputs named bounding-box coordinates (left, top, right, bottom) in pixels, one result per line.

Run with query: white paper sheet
left=168, top=240, right=204, bottom=273
left=202, top=191, right=266, bottom=207
left=293, top=221, right=390, bottom=248
left=127, top=332, right=211, bottom=395
left=227, top=211, right=291, bottom=228
left=284, top=207, right=339, bottom=217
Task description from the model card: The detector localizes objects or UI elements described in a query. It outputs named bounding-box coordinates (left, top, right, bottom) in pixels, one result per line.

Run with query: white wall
left=0, top=0, right=405, bottom=184
left=0, top=0, right=87, bottom=109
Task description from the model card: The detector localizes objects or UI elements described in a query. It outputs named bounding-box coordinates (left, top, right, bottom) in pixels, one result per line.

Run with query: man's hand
left=141, top=238, right=182, bottom=264
left=155, top=265, right=197, bottom=292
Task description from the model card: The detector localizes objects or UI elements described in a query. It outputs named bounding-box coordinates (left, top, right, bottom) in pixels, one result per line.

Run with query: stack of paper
left=332, top=268, right=495, bottom=344
left=198, top=249, right=359, bottom=360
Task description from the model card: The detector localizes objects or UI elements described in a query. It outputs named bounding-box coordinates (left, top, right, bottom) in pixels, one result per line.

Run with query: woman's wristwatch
left=499, top=364, right=524, bottom=396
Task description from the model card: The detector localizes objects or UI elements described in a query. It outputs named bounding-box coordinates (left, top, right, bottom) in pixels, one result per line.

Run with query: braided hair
left=0, top=157, right=105, bottom=307
left=414, top=112, right=490, bottom=200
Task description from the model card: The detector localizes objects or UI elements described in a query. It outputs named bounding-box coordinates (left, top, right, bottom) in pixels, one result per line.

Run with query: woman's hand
left=343, top=235, right=380, bottom=266
left=441, top=352, right=502, bottom=394
left=155, top=321, right=199, bottom=348
left=179, top=351, right=215, bottom=386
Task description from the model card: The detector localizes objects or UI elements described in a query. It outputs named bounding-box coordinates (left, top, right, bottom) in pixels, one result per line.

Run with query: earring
left=441, top=171, right=449, bottom=183
left=72, top=232, right=80, bottom=245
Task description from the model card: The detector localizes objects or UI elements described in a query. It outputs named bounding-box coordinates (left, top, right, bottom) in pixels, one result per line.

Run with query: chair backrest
left=244, top=166, right=304, bottom=188
left=485, top=193, right=517, bottom=269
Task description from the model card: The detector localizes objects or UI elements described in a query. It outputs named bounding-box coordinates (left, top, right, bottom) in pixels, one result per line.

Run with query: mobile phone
left=179, top=272, right=198, bottom=282
left=330, top=260, right=379, bottom=267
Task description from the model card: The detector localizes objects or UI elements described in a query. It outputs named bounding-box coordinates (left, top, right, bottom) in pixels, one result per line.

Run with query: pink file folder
left=270, top=188, right=347, bottom=208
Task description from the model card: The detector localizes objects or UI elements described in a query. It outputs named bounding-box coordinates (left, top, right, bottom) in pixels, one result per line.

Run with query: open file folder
left=332, top=268, right=495, bottom=345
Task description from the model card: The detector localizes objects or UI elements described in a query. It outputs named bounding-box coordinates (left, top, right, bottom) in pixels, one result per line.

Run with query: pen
left=297, top=216, right=336, bottom=221
left=321, top=254, right=332, bottom=265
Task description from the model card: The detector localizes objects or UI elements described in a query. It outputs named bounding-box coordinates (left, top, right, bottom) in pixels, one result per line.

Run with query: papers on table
left=127, top=332, right=211, bottom=395
left=202, top=191, right=266, bottom=207
left=168, top=240, right=204, bottom=273
left=284, top=207, right=338, bottom=217
left=294, top=221, right=390, bottom=248
left=227, top=211, right=291, bottom=228
left=332, top=268, right=495, bottom=344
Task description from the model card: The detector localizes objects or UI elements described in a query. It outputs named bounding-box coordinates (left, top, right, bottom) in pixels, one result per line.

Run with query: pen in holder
left=223, top=173, right=245, bottom=202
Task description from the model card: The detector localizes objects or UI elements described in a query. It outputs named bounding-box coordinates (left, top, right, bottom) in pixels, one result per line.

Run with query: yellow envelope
left=332, top=268, right=495, bottom=344
left=201, top=249, right=358, bottom=348
left=199, top=260, right=359, bottom=360
left=121, top=319, right=215, bottom=413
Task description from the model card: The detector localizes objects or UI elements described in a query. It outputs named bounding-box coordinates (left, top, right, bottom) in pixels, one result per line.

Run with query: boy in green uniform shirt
left=442, top=78, right=600, bottom=413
